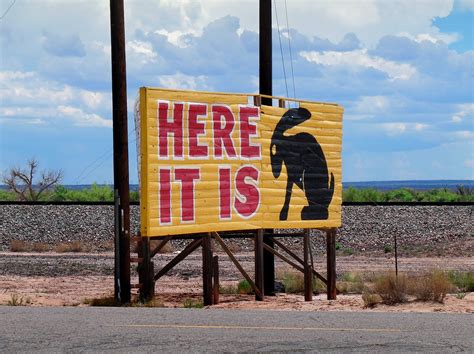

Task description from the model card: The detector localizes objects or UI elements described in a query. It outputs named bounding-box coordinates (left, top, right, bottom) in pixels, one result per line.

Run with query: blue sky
left=0, top=0, right=473, bottom=184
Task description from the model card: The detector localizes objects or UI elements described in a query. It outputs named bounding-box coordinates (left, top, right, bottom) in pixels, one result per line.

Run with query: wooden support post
left=326, top=229, right=337, bottom=300
left=304, top=229, right=313, bottom=301
left=263, top=230, right=275, bottom=295
left=213, top=255, right=219, bottom=305
left=202, top=233, right=213, bottom=306
left=139, top=237, right=154, bottom=302
left=255, top=229, right=264, bottom=301
left=110, top=0, right=131, bottom=305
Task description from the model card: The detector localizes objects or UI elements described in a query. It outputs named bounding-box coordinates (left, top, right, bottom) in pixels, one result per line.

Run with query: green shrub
left=384, top=245, right=393, bottom=253
left=237, top=279, right=254, bottom=294
left=343, top=248, right=354, bottom=256
left=447, top=271, right=474, bottom=292
left=183, top=298, right=204, bottom=308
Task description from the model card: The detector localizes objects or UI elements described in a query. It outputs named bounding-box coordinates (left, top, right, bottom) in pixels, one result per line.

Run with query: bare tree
left=2, top=158, right=63, bottom=201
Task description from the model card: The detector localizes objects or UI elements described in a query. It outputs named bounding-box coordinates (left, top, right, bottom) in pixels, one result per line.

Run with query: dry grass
left=151, top=240, right=174, bottom=254
left=83, top=295, right=118, bottom=307
left=54, top=241, right=87, bottom=253
left=10, top=240, right=29, bottom=252
left=32, top=242, right=50, bottom=252
left=338, top=272, right=365, bottom=294
left=373, top=272, right=408, bottom=305
left=277, top=270, right=325, bottom=294
left=362, top=291, right=381, bottom=308
left=407, top=270, right=452, bottom=303
left=7, top=293, right=31, bottom=306
left=219, top=283, right=238, bottom=295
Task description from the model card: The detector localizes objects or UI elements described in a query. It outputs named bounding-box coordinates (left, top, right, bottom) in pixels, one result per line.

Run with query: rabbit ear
left=270, top=142, right=283, bottom=178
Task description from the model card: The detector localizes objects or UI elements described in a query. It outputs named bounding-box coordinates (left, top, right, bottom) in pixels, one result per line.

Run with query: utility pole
left=259, top=0, right=275, bottom=295
left=110, top=0, right=131, bottom=304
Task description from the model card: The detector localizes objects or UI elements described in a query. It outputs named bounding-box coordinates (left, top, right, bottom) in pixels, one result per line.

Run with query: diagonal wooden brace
left=154, top=238, right=202, bottom=281
left=212, top=232, right=263, bottom=299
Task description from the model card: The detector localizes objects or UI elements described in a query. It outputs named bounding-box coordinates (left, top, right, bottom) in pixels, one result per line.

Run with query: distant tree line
left=1, top=159, right=472, bottom=202
left=0, top=184, right=472, bottom=203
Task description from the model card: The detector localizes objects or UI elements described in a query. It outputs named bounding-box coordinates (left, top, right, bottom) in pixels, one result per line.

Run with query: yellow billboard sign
left=138, top=87, right=343, bottom=237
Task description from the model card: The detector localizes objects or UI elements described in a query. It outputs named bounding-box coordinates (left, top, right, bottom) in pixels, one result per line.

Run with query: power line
left=0, top=0, right=17, bottom=20
left=284, top=0, right=296, bottom=100
left=74, top=124, right=137, bottom=184
left=273, top=0, right=289, bottom=99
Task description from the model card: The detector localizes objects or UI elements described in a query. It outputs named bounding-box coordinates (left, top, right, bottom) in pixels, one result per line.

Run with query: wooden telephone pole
left=259, top=0, right=275, bottom=295
left=110, top=0, right=131, bottom=304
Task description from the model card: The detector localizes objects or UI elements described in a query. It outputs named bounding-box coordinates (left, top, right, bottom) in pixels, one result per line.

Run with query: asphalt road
left=1, top=307, right=472, bottom=352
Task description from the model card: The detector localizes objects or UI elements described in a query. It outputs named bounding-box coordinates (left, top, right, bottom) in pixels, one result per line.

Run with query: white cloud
left=57, top=105, right=111, bottom=128
left=458, top=0, right=474, bottom=10
left=158, top=72, right=210, bottom=91
left=451, top=103, right=474, bottom=123
left=165, top=0, right=455, bottom=47
left=0, top=70, right=111, bottom=128
left=0, top=71, right=34, bottom=81
left=380, top=122, right=429, bottom=136
left=453, top=130, right=474, bottom=139
left=155, top=29, right=192, bottom=48
left=127, top=40, right=158, bottom=64
left=399, top=32, right=460, bottom=45
left=301, top=49, right=416, bottom=80
left=81, top=91, right=104, bottom=109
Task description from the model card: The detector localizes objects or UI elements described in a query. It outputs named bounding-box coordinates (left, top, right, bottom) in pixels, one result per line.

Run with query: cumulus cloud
left=300, top=49, right=417, bottom=80
left=158, top=72, right=211, bottom=91
left=57, top=105, right=111, bottom=127
left=0, top=70, right=111, bottom=128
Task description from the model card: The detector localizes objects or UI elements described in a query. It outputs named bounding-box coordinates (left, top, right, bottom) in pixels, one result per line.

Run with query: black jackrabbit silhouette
left=270, top=107, right=334, bottom=220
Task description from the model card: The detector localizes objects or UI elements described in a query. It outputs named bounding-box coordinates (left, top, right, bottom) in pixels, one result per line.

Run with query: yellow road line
left=107, top=324, right=401, bottom=333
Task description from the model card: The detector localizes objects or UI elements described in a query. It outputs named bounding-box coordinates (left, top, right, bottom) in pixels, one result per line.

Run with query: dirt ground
left=0, top=253, right=472, bottom=313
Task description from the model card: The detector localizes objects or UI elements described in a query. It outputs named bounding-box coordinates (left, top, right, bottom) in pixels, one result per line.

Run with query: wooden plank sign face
left=138, top=87, right=343, bottom=237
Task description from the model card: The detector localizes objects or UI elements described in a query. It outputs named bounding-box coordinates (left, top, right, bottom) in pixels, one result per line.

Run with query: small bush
left=312, top=278, right=326, bottom=294
left=10, top=240, right=30, bottom=252
left=237, top=279, right=254, bottom=294
left=219, top=284, right=238, bottom=295
left=32, top=243, right=50, bottom=252
left=342, top=248, right=354, bottom=256
left=183, top=298, right=204, bottom=308
left=407, top=271, right=452, bottom=303
left=447, top=271, right=474, bottom=292
left=54, top=241, right=86, bottom=253
left=373, top=272, right=408, bottom=305
left=362, top=291, right=381, bottom=308
left=280, top=272, right=304, bottom=293
left=384, top=245, right=393, bottom=253
left=335, top=242, right=341, bottom=250
left=7, top=293, right=31, bottom=306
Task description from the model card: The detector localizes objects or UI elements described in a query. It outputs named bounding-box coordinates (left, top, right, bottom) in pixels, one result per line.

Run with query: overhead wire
left=0, top=0, right=16, bottom=20
left=284, top=0, right=296, bottom=100
left=273, top=0, right=289, bottom=99
left=74, top=124, right=137, bottom=185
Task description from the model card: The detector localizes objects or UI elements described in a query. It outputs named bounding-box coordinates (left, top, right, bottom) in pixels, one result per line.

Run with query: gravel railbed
left=0, top=205, right=472, bottom=256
